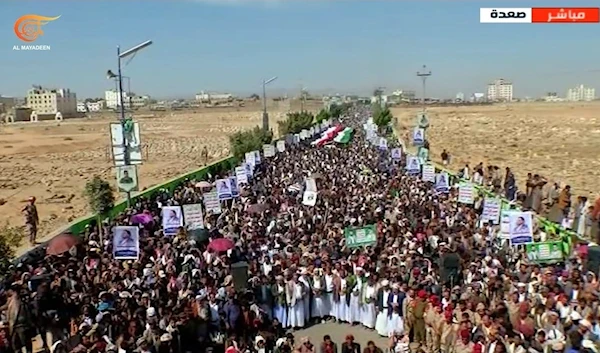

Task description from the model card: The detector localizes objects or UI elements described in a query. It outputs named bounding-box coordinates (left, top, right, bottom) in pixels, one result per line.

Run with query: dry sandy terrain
left=0, top=100, right=319, bottom=254
left=392, top=102, right=600, bottom=198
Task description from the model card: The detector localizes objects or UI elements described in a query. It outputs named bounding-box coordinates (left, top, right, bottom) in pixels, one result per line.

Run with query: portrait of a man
left=119, top=170, right=133, bottom=184
left=118, top=229, right=136, bottom=247
left=512, top=216, right=529, bottom=234
left=167, top=210, right=180, bottom=225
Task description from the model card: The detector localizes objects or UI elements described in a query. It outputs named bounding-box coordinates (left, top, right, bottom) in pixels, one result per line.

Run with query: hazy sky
left=2, top=0, right=600, bottom=99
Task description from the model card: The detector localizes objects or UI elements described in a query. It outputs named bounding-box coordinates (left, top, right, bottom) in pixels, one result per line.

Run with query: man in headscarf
left=408, top=290, right=428, bottom=346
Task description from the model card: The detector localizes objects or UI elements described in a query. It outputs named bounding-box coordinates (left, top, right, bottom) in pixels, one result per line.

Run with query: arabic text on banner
left=182, top=204, right=204, bottom=230
left=422, top=164, right=435, bottom=183
left=203, top=191, right=222, bottom=214
left=458, top=183, right=474, bottom=204
left=235, top=166, right=248, bottom=185
left=263, top=144, right=275, bottom=158
left=482, top=197, right=501, bottom=224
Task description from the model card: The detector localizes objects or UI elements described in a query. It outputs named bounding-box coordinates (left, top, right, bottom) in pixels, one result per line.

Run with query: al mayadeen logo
left=12, top=14, right=60, bottom=51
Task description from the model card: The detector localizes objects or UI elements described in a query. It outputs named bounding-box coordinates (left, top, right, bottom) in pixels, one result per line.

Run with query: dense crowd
left=1, top=106, right=600, bottom=353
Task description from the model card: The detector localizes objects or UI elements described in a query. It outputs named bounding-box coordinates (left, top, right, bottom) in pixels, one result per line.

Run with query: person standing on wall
left=22, top=196, right=39, bottom=246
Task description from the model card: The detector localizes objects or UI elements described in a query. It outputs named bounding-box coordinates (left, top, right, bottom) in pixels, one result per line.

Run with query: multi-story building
left=105, top=90, right=150, bottom=109
left=566, top=85, right=595, bottom=102
left=26, top=86, right=77, bottom=116
left=487, top=79, right=513, bottom=102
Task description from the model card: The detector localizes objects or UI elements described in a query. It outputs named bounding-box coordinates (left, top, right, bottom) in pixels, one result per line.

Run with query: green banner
left=345, top=225, right=377, bottom=248
left=526, top=241, right=564, bottom=264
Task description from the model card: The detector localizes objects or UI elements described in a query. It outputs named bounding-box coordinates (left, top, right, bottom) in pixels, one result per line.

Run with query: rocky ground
left=391, top=102, right=600, bottom=198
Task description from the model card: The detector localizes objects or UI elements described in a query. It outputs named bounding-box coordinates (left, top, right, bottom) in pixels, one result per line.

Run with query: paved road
left=292, top=322, right=389, bottom=350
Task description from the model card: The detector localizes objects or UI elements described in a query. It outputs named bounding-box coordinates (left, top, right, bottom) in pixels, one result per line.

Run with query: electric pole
left=416, top=65, right=432, bottom=110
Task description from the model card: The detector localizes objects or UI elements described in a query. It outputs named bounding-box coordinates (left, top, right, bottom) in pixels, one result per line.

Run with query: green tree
left=373, top=106, right=393, bottom=133
left=277, top=111, right=314, bottom=135
left=0, top=222, right=24, bottom=274
left=315, top=109, right=331, bottom=124
left=228, top=126, right=273, bottom=160
left=84, top=176, right=115, bottom=241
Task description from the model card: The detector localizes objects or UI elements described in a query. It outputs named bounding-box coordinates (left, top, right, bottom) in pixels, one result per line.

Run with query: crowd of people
left=1, top=105, right=600, bottom=353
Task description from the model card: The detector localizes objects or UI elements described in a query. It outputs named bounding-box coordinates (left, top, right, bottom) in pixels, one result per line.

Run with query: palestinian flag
left=312, top=125, right=344, bottom=146
left=334, top=127, right=354, bottom=144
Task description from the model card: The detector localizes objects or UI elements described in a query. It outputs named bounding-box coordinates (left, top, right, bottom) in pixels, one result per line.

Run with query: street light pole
left=416, top=65, right=432, bottom=110
left=108, top=40, right=152, bottom=207
left=262, top=76, right=277, bottom=132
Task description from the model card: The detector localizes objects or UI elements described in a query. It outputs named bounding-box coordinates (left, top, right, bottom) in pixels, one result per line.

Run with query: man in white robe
left=375, top=280, right=391, bottom=336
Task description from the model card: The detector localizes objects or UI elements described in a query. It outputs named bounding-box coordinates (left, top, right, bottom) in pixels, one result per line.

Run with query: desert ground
left=392, top=102, right=600, bottom=198
left=0, top=100, right=320, bottom=255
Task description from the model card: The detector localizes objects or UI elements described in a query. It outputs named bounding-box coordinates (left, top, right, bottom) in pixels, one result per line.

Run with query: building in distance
left=566, top=84, right=595, bottom=102
left=487, top=79, right=513, bottom=102
left=26, top=86, right=77, bottom=117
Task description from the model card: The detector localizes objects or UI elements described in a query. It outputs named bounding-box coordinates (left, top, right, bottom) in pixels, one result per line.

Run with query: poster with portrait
left=182, top=204, right=204, bottom=231
left=110, top=122, right=143, bottom=166
left=417, top=147, right=429, bottom=163
left=421, top=164, right=435, bottom=182
left=391, top=148, right=402, bottom=160
left=416, top=112, right=430, bottom=128
left=115, top=165, right=139, bottom=193
left=113, top=226, right=140, bottom=260
left=229, top=177, right=240, bottom=198
left=162, top=206, right=183, bottom=235
left=412, top=127, right=425, bottom=146
left=244, top=162, right=253, bottom=179
left=216, top=178, right=233, bottom=200
left=435, top=172, right=450, bottom=193
left=509, top=211, right=534, bottom=245
left=405, top=156, right=421, bottom=174
left=379, top=137, right=388, bottom=150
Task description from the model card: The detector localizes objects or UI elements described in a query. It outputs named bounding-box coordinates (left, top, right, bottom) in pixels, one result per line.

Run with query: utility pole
left=300, top=85, right=306, bottom=112
left=416, top=65, right=432, bottom=110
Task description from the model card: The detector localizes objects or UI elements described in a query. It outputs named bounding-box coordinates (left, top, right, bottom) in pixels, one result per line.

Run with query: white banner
left=183, top=204, right=204, bottom=231
left=302, top=191, right=318, bottom=206
left=203, top=191, right=222, bottom=214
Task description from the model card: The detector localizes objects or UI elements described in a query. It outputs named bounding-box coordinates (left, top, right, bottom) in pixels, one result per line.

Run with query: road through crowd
left=1, top=106, right=600, bottom=353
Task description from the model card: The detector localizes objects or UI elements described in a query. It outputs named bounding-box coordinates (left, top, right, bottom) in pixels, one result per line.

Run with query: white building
left=26, top=86, right=77, bottom=115
left=566, top=85, right=595, bottom=102
left=195, top=91, right=234, bottom=103
left=487, top=79, right=513, bottom=102
left=455, top=92, right=465, bottom=102
left=105, top=90, right=150, bottom=109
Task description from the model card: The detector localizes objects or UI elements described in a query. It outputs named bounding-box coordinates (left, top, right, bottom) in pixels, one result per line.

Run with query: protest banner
left=345, top=225, right=377, bottom=248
